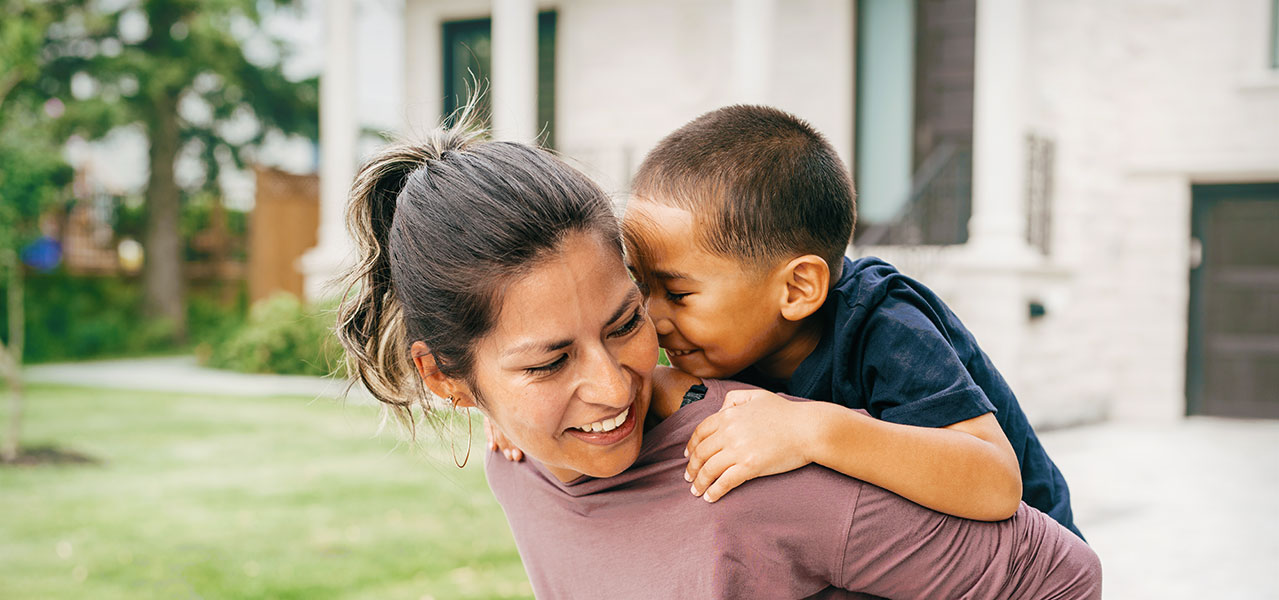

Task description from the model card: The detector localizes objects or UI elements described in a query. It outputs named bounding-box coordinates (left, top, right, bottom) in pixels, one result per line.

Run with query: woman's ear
left=410, top=341, right=476, bottom=408
left=776, top=255, right=830, bottom=322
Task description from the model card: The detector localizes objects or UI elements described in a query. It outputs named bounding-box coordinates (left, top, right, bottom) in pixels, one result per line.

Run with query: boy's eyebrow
left=651, top=269, right=694, bottom=282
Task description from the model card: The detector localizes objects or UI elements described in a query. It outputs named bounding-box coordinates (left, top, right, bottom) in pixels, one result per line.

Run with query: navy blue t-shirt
left=740, top=256, right=1082, bottom=539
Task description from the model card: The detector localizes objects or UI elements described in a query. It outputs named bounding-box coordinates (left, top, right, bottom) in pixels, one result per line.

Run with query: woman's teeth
left=667, top=349, right=694, bottom=357
left=575, top=408, right=629, bottom=433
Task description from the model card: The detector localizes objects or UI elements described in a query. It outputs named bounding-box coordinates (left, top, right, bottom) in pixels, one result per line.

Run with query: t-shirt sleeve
left=838, top=488, right=1102, bottom=599
left=856, top=288, right=996, bottom=428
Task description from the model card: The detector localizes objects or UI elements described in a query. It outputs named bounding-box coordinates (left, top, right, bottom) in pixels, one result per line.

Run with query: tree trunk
left=1, top=250, right=24, bottom=462
left=143, top=92, right=187, bottom=343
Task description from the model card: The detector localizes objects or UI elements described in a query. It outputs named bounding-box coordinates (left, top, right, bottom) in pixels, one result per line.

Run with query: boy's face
left=622, top=199, right=790, bottom=379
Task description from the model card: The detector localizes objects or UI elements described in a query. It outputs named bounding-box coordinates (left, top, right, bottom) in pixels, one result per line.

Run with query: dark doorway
left=1187, top=183, right=1279, bottom=418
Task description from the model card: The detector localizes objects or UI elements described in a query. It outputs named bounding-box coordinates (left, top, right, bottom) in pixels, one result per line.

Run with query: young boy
left=618, top=104, right=1082, bottom=538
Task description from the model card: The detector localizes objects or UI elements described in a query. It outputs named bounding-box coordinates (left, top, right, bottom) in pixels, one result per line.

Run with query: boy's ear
left=410, top=341, right=476, bottom=408
left=776, top=255, right=830, bottom=322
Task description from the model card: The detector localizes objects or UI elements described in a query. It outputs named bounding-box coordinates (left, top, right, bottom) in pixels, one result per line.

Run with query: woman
left=335, top=124, right=1101, bottom=599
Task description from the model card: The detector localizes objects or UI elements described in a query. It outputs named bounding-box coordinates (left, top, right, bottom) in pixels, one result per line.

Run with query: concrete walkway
left=21, top=356, right=1279, bottom=598
left=1040, top=416, right=1279, bottom=599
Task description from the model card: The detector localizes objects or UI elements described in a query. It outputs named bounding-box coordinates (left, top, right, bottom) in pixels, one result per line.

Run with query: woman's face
left=467, top=231, right=658, bottom=482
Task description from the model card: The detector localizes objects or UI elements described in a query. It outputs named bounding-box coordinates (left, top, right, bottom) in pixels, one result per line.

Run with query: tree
left=39, top=0, right=319, bottom=342
left=0, top=0, right=75, bottom=461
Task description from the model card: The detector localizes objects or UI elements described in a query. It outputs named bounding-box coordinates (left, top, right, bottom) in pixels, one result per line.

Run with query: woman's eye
left=527, top=354, right=567, bottom=374
left=665, top=291, right=691, bottom=303
left=610, top=310, right=644, bottom=338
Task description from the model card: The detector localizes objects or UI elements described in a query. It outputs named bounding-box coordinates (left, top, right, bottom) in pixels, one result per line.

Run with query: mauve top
left=485, top=379, right=1101, bottom=599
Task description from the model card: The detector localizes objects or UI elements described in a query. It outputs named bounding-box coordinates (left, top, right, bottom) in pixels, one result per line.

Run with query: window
left=442, top=12, right=557, bottom=148
left=853, top=0, right=974, bottom=246
left=1271, top=0, right=1279, bottom=69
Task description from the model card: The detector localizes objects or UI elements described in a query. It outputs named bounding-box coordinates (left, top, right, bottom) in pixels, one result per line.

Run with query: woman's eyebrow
left=502, top=289, right=642, bottom=359
left=607, top=288, right=642, bottom=325
left=504, top=337, right=574, bottom=358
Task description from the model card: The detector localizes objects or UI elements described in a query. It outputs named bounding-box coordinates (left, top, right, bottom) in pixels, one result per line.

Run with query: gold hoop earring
left=449, top=396, right=473, bottom=469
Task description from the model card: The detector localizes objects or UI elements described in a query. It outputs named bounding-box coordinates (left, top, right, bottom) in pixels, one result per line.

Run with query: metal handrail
left=855, top=141, right=966, bottom=247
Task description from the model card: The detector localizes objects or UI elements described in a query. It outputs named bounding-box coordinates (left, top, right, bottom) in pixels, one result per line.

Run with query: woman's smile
left=564, top=397, right=639, bottom=445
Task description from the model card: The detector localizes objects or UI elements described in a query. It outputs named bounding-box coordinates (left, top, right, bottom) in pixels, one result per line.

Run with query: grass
left=0, top=385, right=531, bottom=600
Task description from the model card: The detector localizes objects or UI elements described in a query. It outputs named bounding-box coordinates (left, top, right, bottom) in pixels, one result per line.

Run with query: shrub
left=0, top=271, right=244, bottom=363
left=202, top=293, right=345, bottom=377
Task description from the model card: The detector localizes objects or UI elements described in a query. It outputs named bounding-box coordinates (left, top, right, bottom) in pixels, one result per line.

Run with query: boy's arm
left=685, top=390, right=1022, bottom=521
left=808, top=397, right=1022, bottom=520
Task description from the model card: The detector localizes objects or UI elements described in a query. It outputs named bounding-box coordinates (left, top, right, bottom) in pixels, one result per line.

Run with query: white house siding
left=1016, top=0, right=1279, bottom=423
left=370, top=0, right=1279, bottom=426
left=400, top=0, right=852, bottom=197
left=556, top=0, right=853, bottom=195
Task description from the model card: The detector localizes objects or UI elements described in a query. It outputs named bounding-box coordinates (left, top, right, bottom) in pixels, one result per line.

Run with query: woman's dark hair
left=336, top=117, right=621, bottom=432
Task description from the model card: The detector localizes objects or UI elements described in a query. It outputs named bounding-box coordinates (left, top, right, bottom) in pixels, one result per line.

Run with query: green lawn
left=0, top=385, right=531, bottom=599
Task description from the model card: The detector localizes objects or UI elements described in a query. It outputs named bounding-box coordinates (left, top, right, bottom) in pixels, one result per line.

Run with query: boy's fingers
left=690, top=450, right=737, bottom=497
left=685, top=413, right=723, bottom=459
left=484, top=419, right=525, bottom=461
left=702, top=464, right=753, bottom=503
left=685, top=432, right=726, bottom=483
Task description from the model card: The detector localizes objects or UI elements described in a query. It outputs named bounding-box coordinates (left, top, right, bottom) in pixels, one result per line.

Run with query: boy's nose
left=653, top=317, right=675, bottom=336
left=645, top=298, right=676, bottom=335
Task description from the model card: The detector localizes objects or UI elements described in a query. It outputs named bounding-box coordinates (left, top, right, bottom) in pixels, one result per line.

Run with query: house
left=304, top=0, right=1279, bottom=426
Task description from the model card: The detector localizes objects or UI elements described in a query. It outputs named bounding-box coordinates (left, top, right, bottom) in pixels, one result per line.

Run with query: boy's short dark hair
left=631, top=104, right=856, bottom=277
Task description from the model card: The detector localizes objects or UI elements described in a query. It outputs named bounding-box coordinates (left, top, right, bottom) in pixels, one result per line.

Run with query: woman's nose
left=580, top=346, right=630, bottom=407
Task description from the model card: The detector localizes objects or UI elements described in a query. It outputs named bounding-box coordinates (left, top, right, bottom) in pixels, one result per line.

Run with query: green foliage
left=0, top=127, right=72, bottom=253
left=13, top=0, right=320, bottom=341
left=35, top=0, right=319, bottom=193
left=0, top=271, right=245, bottom=363
left=0, top=1, right=74, bottom=255
left=204, top=293, right=345, bottom=377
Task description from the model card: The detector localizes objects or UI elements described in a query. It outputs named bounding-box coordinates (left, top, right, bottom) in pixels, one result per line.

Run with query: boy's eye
left=665, top=291, right=691, bottom=303
left=527, top=354, right=568, bottom=375
left=609, top=310, right=644, bottom=338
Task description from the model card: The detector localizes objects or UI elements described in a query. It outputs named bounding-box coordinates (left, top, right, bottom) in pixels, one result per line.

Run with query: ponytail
left=336, top=126, right=484, bottom=433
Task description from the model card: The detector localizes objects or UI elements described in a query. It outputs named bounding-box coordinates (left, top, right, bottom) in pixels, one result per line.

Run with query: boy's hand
left=684, top=390, right=816, bottom=502
left=484, top=416, right=524, bottom=462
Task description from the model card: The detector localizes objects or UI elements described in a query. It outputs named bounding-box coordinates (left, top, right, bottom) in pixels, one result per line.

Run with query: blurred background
left=1, top=0, right=1277, bottom=598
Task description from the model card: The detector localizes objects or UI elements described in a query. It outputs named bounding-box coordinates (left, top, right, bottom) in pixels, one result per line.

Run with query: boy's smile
left=622, top=199, right=813, bottom=380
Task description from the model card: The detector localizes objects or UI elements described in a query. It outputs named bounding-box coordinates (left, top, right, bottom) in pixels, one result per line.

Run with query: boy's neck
left=647, top=365, right=704, bottom=422
left=751, top=314, right=825, bottom=382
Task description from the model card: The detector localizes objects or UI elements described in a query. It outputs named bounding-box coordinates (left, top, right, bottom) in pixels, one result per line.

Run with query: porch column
left=731, top=0, right=775, bottom=104
left=968, top=0, right=1031, bottom=256
left=945, top=0, right=1039, bottom=408
left=403, top=0, right=443, bottom=134
left=301, top=0, right=357, bottom=301
left=491, top=0, right=538, bottom=141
